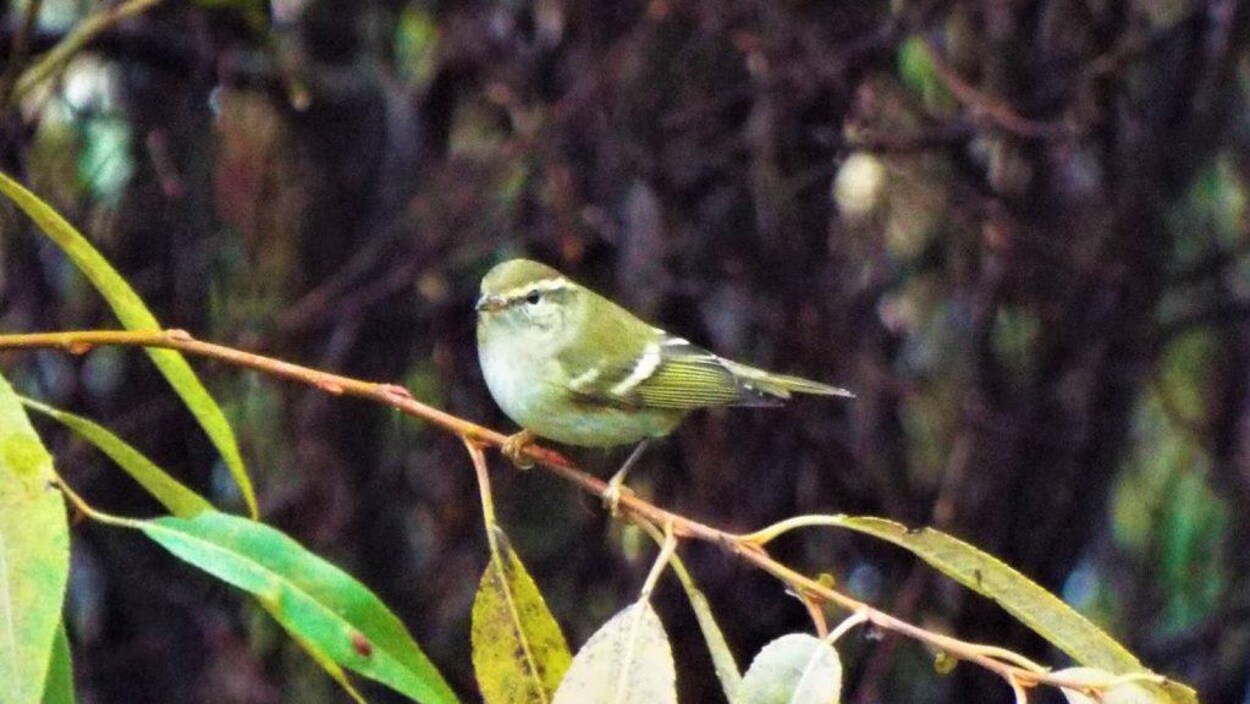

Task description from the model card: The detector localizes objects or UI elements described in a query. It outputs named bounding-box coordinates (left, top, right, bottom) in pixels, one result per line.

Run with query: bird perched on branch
left=475, top=258, right=853, bottom=504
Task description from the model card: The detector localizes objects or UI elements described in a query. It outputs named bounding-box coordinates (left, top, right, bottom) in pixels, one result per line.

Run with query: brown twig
left=921, top=38, right=1074, bottom=141
left=0, top=328, right=1169, bottom=699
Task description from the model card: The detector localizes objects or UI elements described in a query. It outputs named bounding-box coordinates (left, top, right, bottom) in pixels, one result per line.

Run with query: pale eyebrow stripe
left=499, top=277, right=571, bottom=301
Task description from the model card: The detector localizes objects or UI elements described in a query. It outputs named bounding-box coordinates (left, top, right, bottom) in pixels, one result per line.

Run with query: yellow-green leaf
left=1056, top=668, right=1165, bottom=704
left=670, top=554, right=741, bottom=701
left=552, top=600, right=675, bottom=704
left=0, top=371, right=70, bottom=704
left=20, top=396, right=211, bottom=519
left=831, top=516, right=1198, bottom=704
left=688, top=588, right=742, bottom=697
left=39, top=623, right=74, bottom=704
left=736, top=633, right=842, bottom=704
left=0, top=171, right=256, bottom=518
left=471, top=528, right=572, bottom=704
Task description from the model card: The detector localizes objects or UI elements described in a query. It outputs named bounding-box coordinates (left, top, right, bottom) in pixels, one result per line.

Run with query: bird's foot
left=501, top=430, right=536, bottom=469
left=601, top=471, right=636, bottom=516
left=601, top=440, right=649, bottom=515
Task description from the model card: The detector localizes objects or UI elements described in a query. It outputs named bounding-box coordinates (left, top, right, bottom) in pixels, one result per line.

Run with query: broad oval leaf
left=20, top=396, right=212, bottom=519
left=130, top=509, right=459, bottom=704
left=0, top=372, right=70, bottom=704
left=472, top=529, right=572, bottom=704
left=1056, top=668, right=1165, bottom=704
left=39, top=623, right=74, bottom=704
left=0, top=172, right=256, bottom=518
left=736, top=633, right=842, bottom=704
left=552, top=600, right=676, bottom=704
left=830, top=516, right=1197, bottom=704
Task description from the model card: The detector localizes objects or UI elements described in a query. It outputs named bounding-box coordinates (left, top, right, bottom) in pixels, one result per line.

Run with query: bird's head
left=476, top=259, right=581, bottom=340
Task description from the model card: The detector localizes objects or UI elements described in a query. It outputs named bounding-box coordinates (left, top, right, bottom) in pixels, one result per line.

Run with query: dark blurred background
left=2, top=0, right=1248, bottom=702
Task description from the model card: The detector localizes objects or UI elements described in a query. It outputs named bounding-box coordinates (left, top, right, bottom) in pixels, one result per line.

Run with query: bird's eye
left=525, top=291, right=542, bottom=305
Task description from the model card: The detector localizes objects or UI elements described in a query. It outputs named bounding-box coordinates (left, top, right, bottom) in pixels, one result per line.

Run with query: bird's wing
left=559, top=332, right=783, bottom=410
left=637, top=336, right=788, bottom=409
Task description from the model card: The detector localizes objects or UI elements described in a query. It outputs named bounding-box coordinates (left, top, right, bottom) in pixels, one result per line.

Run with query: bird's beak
left=475, top=294, right=505, bottom=313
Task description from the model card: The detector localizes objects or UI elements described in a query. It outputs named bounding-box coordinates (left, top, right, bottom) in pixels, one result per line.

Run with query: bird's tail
left=724, top=360, right=855, bottom=401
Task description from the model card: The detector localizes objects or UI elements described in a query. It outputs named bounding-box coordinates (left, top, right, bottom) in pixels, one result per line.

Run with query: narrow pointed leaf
left=20, top=397, right=211, bottom=519
left=830, top=516, right=1197, bottom=704
left=267, top=604, right=367, bottom=704
left=0, top=172, right=256, bottom=518
left=552, top=600, right=675, bottom=704
left=472, top=528, right=572, bottom=704
left=39, top=623, right=74, bottom=704
left=736, top=633, right=841, bottom=704
left=686, top=588, right=741, bottom=700
left=670, top=556, right=741, bottom=700
left=1056, top=668, right=1165, bottom=704
left=0, top=372, right=70, bottom=704
left=126, top=509, right=458, bottom=704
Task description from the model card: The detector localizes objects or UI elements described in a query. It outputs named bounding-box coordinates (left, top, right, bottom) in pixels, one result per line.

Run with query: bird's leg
left=603, top=440, right=650, bottom=515
left=501, top=429, right=537, bottom=469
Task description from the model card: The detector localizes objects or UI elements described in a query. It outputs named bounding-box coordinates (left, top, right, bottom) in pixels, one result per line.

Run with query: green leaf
left=686, top=586, right=742, bottom=700
left=552, top=600, right=676, bottom=704
left=472, top=527, right=572, bottom=704
left=0, top=171, right=256, bottom=518
left=736, top=633, right=842, bottom=704
left=830, top=516, right=1198, bottom=704
left=20, top=397, right=212, bottom=519
left=0, top=372, right=70, bottom=704
left=669, top=555, right=741, bottom=701
left=897, top=35, right=954, bottom=113
left=125, top=509, right=458, bottom=704
left=40, top=623, right=74, bottom=704
left=265, top=603, right=367, bottom=704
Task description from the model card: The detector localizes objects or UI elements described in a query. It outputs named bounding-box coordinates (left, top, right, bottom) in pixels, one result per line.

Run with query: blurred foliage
left=4, top=0, right=1250, bottom=702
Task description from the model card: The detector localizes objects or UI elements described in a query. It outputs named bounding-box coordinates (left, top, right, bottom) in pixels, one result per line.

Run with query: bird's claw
left=501, top=430, right=536, bottom=469
left=601, top=474, right=636, bottom=516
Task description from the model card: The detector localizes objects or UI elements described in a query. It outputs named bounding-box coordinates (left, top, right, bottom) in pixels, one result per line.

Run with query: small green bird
left=475, top=259, right=852, bottom=498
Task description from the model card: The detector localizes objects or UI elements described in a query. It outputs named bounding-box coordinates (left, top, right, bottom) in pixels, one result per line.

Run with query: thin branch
left=464, top=438, right=500, bottom=553
left=12, top=0, right=164, bottom=102
left=799, top=589, right=829, bottom=639
left=1008, top=674, right=1030, bottom=704
left=639, top=522, right=678, bottom=601
left=0, top=328, right=1166, bottom=698
left=826, top=610, right=869, bottom=644
left=921, top=38, right=1074, bottom=141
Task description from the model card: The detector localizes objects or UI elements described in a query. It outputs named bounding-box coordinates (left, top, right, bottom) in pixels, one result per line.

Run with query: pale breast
left=478, top=333, right=683, bottom=447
